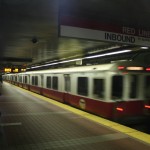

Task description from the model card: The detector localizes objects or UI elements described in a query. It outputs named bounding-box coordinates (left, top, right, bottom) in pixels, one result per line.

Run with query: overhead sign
left=4, top=68, right=26, bottom=73
left=59, top=16, right=150, bottom=46
left=12, top=68, right=19, bottom=73
left=4, top=68, right=12, bottom=73
left=21, top=69, right=26, bottom=72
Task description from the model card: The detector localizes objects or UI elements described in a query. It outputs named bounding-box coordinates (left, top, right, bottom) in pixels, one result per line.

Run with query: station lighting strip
left=29, top=49, right=131, bottom=69
left=30, top=58, right=82, bottom=69
left=84, top=49, right=131, bottom=59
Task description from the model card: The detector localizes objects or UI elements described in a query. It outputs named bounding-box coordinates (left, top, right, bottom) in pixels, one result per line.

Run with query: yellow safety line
left=12, top=84, right=150, bottom=145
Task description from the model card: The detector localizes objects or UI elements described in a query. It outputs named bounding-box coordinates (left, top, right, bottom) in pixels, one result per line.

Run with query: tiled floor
left=0, top=82, right=149, bottom=150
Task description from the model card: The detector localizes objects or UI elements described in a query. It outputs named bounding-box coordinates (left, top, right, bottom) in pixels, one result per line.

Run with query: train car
left=3, top=61, right=150, bottom=124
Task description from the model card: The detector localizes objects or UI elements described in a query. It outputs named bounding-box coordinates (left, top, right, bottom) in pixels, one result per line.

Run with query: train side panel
left=3, top=62, right=150, bottom=122
left=42, top=74, right=64, bottom=102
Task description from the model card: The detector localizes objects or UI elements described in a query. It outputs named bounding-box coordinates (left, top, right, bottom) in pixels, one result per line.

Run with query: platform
left=0, top=82, right=149, bottom=150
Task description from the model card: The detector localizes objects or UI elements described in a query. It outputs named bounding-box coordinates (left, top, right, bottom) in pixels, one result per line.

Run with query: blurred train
left=3, top=61, right=150, bottom=124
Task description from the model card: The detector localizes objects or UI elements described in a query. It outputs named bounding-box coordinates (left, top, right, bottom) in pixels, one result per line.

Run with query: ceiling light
left=141, top=47, right=149, bottom=49
left=85, top=50, right=131, bottom=59
left=30, top=58, right=82, bottom=69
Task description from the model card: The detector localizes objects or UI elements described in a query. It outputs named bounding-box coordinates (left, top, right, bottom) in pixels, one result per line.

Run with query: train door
left=63, top=74, right=71, bottom=103
left=41, top=74, right=44, bottom=87
left=26, top=75, right=29, bottom=89
left=111, top=75, right=124, bottom=120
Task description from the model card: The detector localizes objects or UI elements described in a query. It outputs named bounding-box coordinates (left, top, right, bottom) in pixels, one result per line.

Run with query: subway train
left=3, top=61, right=150, bottom=124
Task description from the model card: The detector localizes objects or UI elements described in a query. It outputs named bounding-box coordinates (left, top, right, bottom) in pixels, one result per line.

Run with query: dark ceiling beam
left=0, top=57, right=32, bottom=62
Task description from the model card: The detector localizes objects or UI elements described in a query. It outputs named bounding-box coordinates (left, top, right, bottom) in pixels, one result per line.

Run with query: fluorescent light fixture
left=29, top=49, right=131, bottom=69
left=88, top=45, right=121, bottom=54
left=141, top=46, right=149, bottom=49
left=31, top=58, right=82, bottom=69
left=85, top=50, right=131, bottom=59
left=59, top=58, right=82, bottom=64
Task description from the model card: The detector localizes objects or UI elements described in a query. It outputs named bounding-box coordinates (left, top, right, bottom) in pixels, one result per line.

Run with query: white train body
left=3, top=61, right=150, bottom=123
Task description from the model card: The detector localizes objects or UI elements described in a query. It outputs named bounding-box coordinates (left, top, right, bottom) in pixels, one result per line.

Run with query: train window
left=22, top=76, right=24, bottom=83
left=31, top=76, right=38, bottom=86
left=46, top=76, right=51, bottom=88
left=93, top=79, right=104, bottom=98
left=19, top=76, right=22, bottom=82
left=145, top=76, right=150, bottom=98
left=15, top=76, right=17, bottom=82
left=32, top=76, right=34, bottom=85
left=130, top=75, right=137, bottom=98
left=35, top=76, right=38, bottom=86
left=52, top=76, right=58, bottom=90
left=112, top=75, right=123, bottom=99
left=77, top=77, right=88, bottom=96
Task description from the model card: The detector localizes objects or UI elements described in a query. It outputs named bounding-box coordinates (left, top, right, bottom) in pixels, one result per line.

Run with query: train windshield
left=93, top=79, right=104, bottom=98
left=145, top=76, right=150, bottom=98
left=112, top=75, right=123, bottom=99
left=46, top=76, right=51, bottom=88
left=129, top=75, right=138, bottom=98
left=77, top=77, right=88, bottom=96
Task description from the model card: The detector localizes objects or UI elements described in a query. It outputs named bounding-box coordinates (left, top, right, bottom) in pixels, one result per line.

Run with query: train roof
left=17, top=61, right=147, bottom=75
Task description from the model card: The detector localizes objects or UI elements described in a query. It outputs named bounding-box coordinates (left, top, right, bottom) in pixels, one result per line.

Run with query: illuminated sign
left=21, top=69, right=26, bottom=72
left=60, top=15, right=150, bottom=46
left=13, top=68, right=19, bottom=73
left=126, top=67, right=144, bottom=71
left=4, top=68, right=12, bottom=73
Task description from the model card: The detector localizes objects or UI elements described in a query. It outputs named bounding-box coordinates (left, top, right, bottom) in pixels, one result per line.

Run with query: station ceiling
left=0, top=0, right=150, bottom=70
